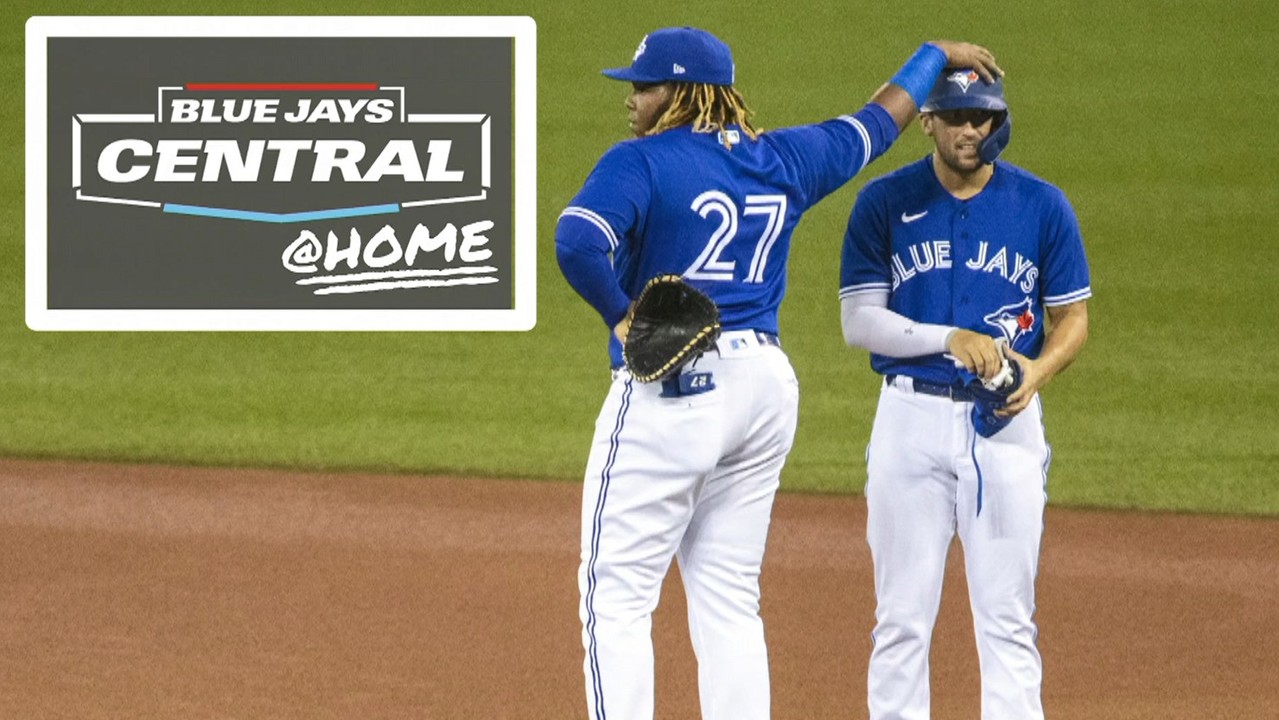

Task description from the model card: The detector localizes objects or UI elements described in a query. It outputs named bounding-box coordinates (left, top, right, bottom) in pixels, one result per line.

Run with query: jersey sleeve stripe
left=837, top=115, right=872, bottom=172
left=1044, top=287, right=1092, bottom=306
left=839, top=283, right=892, bottom=299
left=560, top=207, right=619, bottom=251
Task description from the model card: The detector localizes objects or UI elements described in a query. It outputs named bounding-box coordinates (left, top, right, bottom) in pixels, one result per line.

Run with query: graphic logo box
left=26, top=16, right=536, bottom=331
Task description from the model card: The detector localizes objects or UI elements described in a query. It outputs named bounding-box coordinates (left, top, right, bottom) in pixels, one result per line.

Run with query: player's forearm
left=1033, top=302, right=1089, bottom=383
left=841, top=296, right=954, bottom=357
left=554, top=225, right=631, bottom=328
left=871, top=43, right=947, bottom=131
left=872, top=42, right=1004, bottom=131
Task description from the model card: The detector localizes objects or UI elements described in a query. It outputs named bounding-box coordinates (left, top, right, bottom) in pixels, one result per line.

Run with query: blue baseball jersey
left=558, top=105, right=897, bottom=367
left=839, top=156, right=1092, bottom=384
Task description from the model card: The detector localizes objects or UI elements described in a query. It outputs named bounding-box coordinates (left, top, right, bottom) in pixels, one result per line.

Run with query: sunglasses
left=933, top=109, right=999, bottom=127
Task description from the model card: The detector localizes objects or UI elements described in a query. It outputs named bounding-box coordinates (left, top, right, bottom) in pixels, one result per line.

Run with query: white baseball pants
left=579, top=335, right=799, bottom=720
left=865, top=376, right=1050, bottom=720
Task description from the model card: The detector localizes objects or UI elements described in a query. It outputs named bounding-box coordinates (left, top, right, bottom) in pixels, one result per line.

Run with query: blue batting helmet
left=921, top=68, right=1012, bottom=163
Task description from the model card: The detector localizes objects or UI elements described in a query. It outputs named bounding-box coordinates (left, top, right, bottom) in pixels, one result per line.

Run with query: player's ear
left=919, top=113, right=935, bottom=138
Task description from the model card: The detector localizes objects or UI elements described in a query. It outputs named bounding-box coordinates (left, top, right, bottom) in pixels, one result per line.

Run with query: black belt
left=885, top=374, right=975, bottom=402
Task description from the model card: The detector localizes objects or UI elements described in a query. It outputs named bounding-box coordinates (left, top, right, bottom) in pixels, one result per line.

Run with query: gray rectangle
left=27, top=17, right=536, bottom=330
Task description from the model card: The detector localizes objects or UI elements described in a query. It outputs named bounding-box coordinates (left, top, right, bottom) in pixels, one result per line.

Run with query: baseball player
left=839, top=70, right=1091, bottom=718
left=556, top=27, right=1002, bottom=720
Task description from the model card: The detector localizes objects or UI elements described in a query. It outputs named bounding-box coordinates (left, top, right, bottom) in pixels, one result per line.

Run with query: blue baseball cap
left=602, top=27, right=735, bottom=86
left=921, top=68, right=1008, bottom=113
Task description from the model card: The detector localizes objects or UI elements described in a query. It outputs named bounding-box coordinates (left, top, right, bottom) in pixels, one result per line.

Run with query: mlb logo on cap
left=603, top=27, right=735, bottom=86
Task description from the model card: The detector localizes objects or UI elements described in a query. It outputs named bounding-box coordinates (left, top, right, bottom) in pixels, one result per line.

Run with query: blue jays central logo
left=984, top=297, right=1036, bottom=345
left=946, top=69, right=980, bottom=93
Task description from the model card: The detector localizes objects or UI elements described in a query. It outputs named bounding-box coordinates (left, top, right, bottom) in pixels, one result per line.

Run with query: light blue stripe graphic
left=162, top=202, right=400, bottom=223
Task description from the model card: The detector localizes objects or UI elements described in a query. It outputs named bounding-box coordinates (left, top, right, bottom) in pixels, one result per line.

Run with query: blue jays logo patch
left=984, top=297, right=1036, bottom=345
left=946, top=69, right=980, bottom=93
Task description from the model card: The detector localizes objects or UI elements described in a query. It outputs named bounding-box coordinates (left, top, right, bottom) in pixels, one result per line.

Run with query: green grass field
left=3, top=0, right=1276, bottom=515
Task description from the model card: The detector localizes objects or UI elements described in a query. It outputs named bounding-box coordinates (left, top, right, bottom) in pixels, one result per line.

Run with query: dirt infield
left=1, top=459, right=1274, bottom=719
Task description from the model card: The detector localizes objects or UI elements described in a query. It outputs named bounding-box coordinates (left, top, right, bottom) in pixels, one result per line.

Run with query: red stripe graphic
left=184, top=83, right=380, bottom=91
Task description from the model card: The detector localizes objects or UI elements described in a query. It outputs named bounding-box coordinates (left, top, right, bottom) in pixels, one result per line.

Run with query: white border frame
left=26, top=16, right=537, bottom=331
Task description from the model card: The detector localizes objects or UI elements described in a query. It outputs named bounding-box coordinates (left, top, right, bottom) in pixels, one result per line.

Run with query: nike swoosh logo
left=901, top=211, right=928, bottom=223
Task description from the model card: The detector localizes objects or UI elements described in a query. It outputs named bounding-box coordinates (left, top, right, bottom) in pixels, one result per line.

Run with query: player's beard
left=937, top=139, right=986, bottom=176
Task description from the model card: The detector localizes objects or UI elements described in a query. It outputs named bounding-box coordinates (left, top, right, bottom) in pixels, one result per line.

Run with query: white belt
left=714, top=330, right=781, bottom=357
left=609, top=330, right=780, bottom=379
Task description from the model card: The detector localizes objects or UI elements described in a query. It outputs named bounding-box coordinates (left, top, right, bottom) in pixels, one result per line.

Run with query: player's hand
left=996, top=346, right=1041, bottom=417
left=927, top=41, right=1004, bottom=83
left=947, top=329, right=1005, bottom=381
left=614, top=314, right=632, bottom=344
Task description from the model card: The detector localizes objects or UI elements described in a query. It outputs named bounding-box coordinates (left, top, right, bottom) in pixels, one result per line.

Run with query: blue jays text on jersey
left=556, top=104, right=899, bottom=368
left=839, top=156, right=1092, bottom=385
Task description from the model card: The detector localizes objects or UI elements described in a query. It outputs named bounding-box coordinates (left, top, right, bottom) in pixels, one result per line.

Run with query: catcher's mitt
left=622, top=275, right=721, bottom=383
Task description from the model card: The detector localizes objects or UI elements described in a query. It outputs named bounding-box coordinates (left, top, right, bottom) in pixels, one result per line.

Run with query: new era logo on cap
left=673, top=63, right=686, bottom=74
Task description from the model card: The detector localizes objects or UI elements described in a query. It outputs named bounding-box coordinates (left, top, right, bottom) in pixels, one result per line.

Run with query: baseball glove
left=622, top=275, right=721, bottom=383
